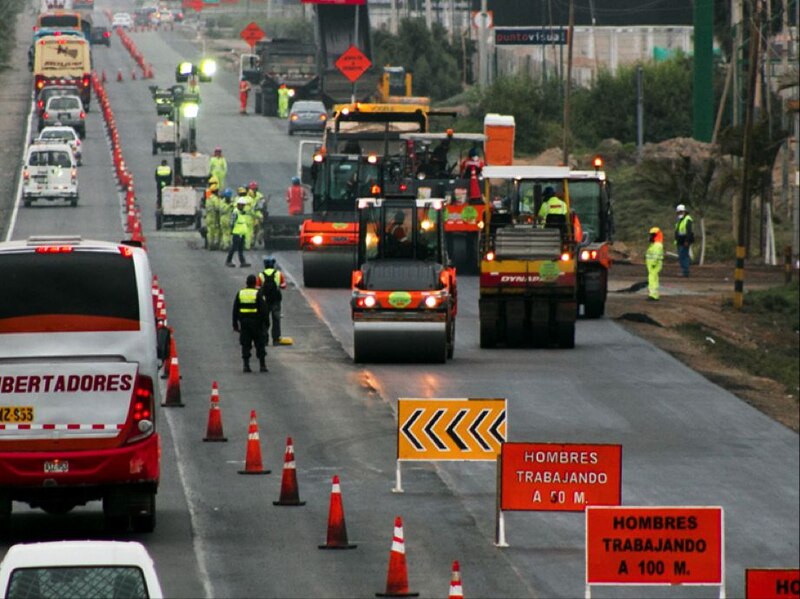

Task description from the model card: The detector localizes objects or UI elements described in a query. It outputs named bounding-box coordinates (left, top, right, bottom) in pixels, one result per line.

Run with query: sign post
left=240, top=22, right=265, bottom=50
left=394, top=398, right=506, bottom=493
left=585, top=506, right=725, bottom=598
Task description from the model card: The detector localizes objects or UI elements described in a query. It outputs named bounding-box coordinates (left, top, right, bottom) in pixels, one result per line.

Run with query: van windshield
left=0, top=251, right=140, bottom=333
left=7, top=566, right=148, bottom=599
left=49, top=97, right=80, bottom=110
left=28, top=151, right=72, bottom=167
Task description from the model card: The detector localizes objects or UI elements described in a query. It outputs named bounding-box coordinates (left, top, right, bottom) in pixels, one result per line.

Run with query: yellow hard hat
left=649, top=227, right=661, bottom=234
left=237, top=186, right=247, bottom=195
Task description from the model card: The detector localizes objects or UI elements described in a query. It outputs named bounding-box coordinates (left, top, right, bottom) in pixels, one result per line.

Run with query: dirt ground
left=606, top=246, right=799, bottom=432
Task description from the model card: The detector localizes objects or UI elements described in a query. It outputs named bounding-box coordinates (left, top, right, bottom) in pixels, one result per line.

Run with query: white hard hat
left=237, top=197, right=247, bottom=205
left=676, top=204, right=686, bottom=212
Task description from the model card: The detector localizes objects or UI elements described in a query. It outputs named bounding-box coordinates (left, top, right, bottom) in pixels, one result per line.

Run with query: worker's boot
left=259, top=358, right=268, bottom=373
left=243, top=359, right=252, bottom=373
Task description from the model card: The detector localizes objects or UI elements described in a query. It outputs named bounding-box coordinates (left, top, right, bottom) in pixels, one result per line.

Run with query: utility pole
left=561, top=0, right=574, bottom=166
left=734, top=0, right=762, bottom=310
left=425, top=0, right=432, bottom=29
left=390, top=0, right=398, bottom=35
left=636, top=65, right=644, bottom=163
left=692, top=0, right=713, bottom=141
left=478, top=0, right=488, bottom=87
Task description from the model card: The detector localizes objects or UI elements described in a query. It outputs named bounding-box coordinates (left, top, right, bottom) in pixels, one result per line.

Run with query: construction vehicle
left=479, top=166, right=577, bottom=349
left=351, top=196, right=456, bottom=363
left=378, top=66, right=412, bottom=101
left=568, top=158, right=614, bottom=318
left=240, top=39, right=321, bottom=117
left=300, top=102, right=431, bottom=287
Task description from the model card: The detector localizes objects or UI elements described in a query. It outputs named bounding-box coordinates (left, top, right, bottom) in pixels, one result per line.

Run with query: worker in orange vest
left=239, top=77, right=252, bottom=115
left=285, top=176, right=307, bottom=215
left=459, top=148, right=484, bottom=202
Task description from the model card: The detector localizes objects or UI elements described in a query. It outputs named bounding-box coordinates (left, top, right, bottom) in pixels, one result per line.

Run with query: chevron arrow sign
left=397, top=398, right=507, bottom=461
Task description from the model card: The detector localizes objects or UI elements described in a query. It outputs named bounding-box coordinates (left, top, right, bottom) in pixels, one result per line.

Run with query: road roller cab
left=351, top=197, right=457, bottom=363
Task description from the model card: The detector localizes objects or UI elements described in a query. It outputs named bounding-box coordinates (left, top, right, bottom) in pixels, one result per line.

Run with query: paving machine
left=300, top=102, right=430, bottom=288
left=568, top=159, right=614, bottom=318
left=351, top=196, right=456, bottom=363
left=479, top=166, right=577, bottom=349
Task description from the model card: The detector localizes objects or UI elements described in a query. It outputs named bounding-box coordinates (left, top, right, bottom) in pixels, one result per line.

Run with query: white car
left=112, top=12, right=133, bottom=28
left=22, top=141, right=78, bottom=207
left=0, top=541, right=164, bottom=599
left=37, top=126, right=82, bottom=165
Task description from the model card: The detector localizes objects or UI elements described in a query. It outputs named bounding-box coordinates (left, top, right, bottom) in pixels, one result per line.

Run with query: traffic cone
left=117, top=68, right=123, bottom=82
left=318, top=475, right=356, bottom=549
left=375, top=517, right=418, bottom=597
left=448, top=561, right=463, bottom=599
left=273, top=437, right=305, bottom=506
left=202, top=381, right=227, bottom=442
left=101, top=69, right=107, bottom=83
left=238, top=410, right=270, bottom=474
left=163, top=354, right=184, bottom=407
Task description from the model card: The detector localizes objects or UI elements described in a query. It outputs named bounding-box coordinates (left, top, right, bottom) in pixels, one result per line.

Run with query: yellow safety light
left=176, top=61, right=194, bottom=82
left=593, top=155, right=604, bottom=171
left=420, top=219, right=434, bottom=231
left=199, top=58, right=216, bottom=81
left=181, top=102, right=199, bottom=119
left=287, top=88, right=296, bottom=97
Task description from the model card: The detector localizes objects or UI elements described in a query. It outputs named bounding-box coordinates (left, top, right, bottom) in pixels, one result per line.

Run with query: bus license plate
left=0, top=406, right=34, bottom=423
left=44, top=460, right=69, bottom=474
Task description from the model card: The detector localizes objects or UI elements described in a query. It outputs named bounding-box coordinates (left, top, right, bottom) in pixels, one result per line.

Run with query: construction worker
left=674, top=204, right=695, bottom=277
left=205, top=177, right=222, bottom=250
left=154, top=159, right=172, bottom=204
left=232, top=274, right=268, bottom=373
left=537, top=186, right=568, bottom=224
left=225, top=196, right=251, bottom=267
left=239, top=76, right=251, bottom=115
left=277, top=84, right=290, bottom=119
left=247, top=181, right=265, bottom=249
left=234, top=186, right=254, bottom=250
left=257, top=256, right=288, bottom=346
left=219, top=188, right=235, bottom=251
left=209, top=147, right=228, bottom=189
left=646, top=227, right=664, bottom=301
left=459, top=148, right=484, bottom=202
left=285, top=176, right=307, bottom=215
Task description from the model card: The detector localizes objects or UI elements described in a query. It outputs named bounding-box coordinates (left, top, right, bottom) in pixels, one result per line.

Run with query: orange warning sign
left=500, top=443, right=621, bottom=511
left=586, top=506, right=724, bottom=586
left=335, top=45, right=371, bottom=83
left=746, top=569, right=800, bottom=599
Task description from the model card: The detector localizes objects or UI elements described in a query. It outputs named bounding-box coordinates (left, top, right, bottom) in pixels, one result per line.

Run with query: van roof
left=0, top=236, right=142, bottom=253
left=27, top=141, right=74, bottom=153
left=1, top=541, right=156, bottom=568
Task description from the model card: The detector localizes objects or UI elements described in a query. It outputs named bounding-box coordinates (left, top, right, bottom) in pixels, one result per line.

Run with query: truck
left=300, top=102, right=431, bottom=287
left=351, top=197, right=456, bottom=363
left=568, top=161, right=614, bottom=318
left=0, top=236, right=168, bottom=533
left=241, top=39, right=321, bottom=117
left=33, top=35, right=91, bottom=110
left=479, top=166, right=578, bottom=348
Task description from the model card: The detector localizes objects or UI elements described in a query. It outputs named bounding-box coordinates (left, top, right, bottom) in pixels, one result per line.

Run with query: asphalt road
left=2, top=4, right=798, bottom=598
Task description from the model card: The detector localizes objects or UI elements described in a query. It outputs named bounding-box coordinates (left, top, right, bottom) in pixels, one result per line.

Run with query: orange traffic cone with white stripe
left=318, top=475, right=356, bottom=549
left=202, top=382, right=227, bottom=442
left=448, top=561, right=463, bottom=599
left=162, top=348, right=184, bottom=407
left=272, top=436, right=305, bottom=506
left=376, top=517, right=418, bottom=597
left=238, top=410, right=270, bottom=474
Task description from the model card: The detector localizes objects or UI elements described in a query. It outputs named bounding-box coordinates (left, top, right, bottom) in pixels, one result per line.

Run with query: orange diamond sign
left=335, top=45, right=372, bottom=83
left=240, top=22, right=265, bottom=49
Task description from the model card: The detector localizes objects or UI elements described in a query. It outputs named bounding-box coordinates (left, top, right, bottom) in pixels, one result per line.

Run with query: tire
left=0, top=493, right=11, bottom=536
left=155, top=211, right=163, bottom=230
left=70, top=196, right=78, bottom=207
left=479, top=319, right=497, bottom=349
left=446, top=318, right=455, bottom=359
left=131, top=494, right=156, bottom=533
left=23, top=198, right=32, bottom=207
left=584, top=299, right=605, bottom=319
left=557, top=322, right=575, bottom=349
left=79, top=127, right=86, bottom=139
left=152, top=141, right=157, bottom=155
left=41, top=502, right=76, bottom=515
left=194, top=211, right=202, bottom=230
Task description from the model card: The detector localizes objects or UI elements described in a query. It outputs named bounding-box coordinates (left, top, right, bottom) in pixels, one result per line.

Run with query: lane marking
left=5, top=93, right=34, bottom=242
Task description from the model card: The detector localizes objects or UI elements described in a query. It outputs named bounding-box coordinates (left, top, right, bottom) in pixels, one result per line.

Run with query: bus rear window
left=0, top=252, right=140, bottom=333
left=39, top=15, right=80, bottom=28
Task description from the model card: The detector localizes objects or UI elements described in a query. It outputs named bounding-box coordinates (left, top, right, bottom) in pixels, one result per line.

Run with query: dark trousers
left=239, top=319, right=266, bottom=360
left=226, top=234, right=247, bottom=265
left=678, top=244, right=691, bottom=276
left=265, top=302, right=281, bottom=342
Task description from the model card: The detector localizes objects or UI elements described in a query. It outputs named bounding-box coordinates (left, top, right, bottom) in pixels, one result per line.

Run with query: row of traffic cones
left=115, top=26, right=154, bottom=79
left=151, top=276, right=182, bottom=407
left=201, top=383, right=460, bottom=596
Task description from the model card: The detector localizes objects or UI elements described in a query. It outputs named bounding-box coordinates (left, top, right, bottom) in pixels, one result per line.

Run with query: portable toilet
left=483, top=113, right=515, bottom=165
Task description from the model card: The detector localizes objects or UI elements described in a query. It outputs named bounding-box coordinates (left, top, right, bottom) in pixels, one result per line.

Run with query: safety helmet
left=263, top=255, right=276, bottom=268
left=237, top=197, right=248, bottom=205
left=291, top=176, right=300, bottom=185
left=468, top=147, right=479, bottom=158
left=248, top=180, right=258, bottom=190
left=221, top=187, right=233, bottom=199
left=649, top=227, right=661, bottom=235
left=214, top=146, right=222, bottom=155
left=237, top=186, right=247, bottom=195
left=543, top=186, right=556, bottom=197
left=676, top=204, right=686, bottom=213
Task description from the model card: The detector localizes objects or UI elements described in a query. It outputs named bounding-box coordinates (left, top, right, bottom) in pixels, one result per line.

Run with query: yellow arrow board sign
left=397, top=398, right=506, bottom=461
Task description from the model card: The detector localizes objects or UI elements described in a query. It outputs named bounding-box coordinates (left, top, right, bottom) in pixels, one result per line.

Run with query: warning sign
left=586, top=506, right=724, bottom=586
left=746, top=569, right=800, bottom=599
left=335, top=45, right=371, bottom=83
left=240, top=22, right=265, bottom=49
left=500, top=443, right=622, bottom=511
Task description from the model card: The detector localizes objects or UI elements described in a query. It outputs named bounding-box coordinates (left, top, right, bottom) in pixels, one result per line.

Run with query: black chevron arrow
left=446, top=409, right=468, bottom=450
left=401, top=409, right=424, bottom=451
left=488, top=411, right=506, bottom=445
left=424, top=409, right=447, bottom=450
left=469, top=410, right=490, bottom=451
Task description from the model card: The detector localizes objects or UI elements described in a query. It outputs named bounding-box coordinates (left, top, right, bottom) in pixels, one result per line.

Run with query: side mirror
left=157, top=326, right=171, bottom=361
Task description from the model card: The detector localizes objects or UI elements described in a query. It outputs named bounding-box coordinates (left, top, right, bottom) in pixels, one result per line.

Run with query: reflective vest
left=237, top=288, right=258, bottom=316
left=286, top=185, right=305, bottom=215
left=156, top=165, right=172, bottom=177
left=646, top=241, right=664, bottom=265
left=239, top=80, right=251, bottom=94
left=675, top=214, right=694, bottom=242
left=232, top=209, right=249, bottom=235
left=538, top=196, right=567, bottom=220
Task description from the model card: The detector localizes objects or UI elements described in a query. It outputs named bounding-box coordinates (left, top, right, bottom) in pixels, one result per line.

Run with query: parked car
left=288, top=100, right=328, bottom=135
left=41, top=95, right=86, bottom=138
left=36, top=85, right=81, bottom=121
left=21, top=141, right=78, bottom=207
left=112, top=12, right=133, bottom=28
left=37, top=125, right=82, bottom=165
left=90, top=25, right=111, bottom=46
left=0, top=541, right=164, bottom=599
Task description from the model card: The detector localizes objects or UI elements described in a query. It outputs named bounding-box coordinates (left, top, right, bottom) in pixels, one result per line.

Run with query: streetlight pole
left=562, top=0, right=574, bottom=166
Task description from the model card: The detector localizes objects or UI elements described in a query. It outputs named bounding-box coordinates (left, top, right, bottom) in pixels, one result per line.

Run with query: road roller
left=351, top=196, right=457, bottom=363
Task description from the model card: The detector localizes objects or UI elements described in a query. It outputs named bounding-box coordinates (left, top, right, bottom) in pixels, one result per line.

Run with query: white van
left=0, top=236, right=168, bottom=533
left=21, top=142, right=78, bottom=207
